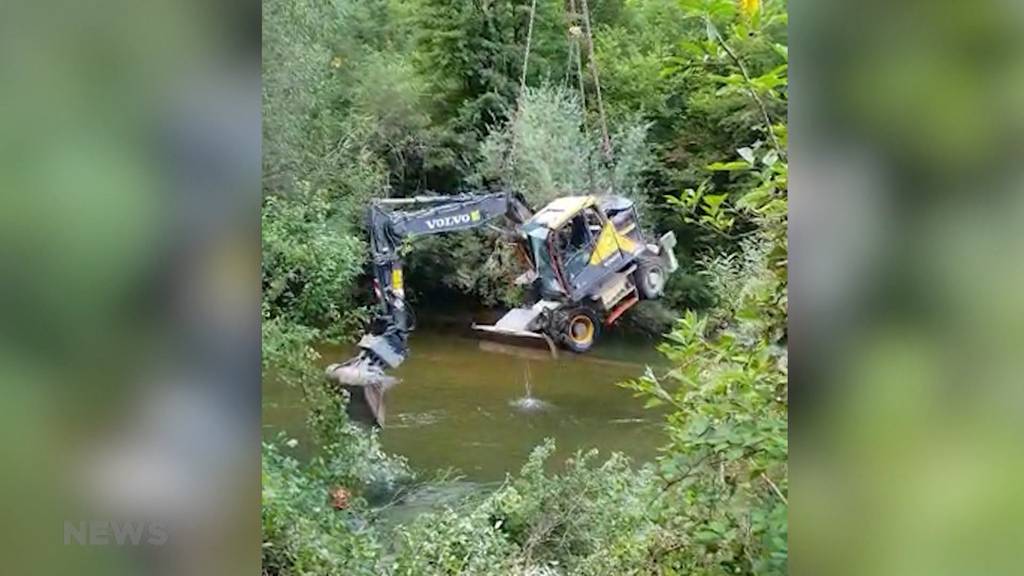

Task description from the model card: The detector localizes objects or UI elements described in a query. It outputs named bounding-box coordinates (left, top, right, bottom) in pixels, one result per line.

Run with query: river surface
left=262, top=323, right=669, bottom=482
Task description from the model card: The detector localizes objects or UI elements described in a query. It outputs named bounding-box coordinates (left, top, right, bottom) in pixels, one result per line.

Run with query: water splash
left=510, top=362, right=551, bottom=412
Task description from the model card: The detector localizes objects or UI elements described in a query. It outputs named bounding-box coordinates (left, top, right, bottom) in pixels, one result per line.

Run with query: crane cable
left=567, top=0, right=595, bottom=194
left=576, top=0, right=613, bottom=165
left=518, top=0, right=539, bottom=98
left=508, top=0, right=613, bottom=183
left=502, top=0, right=538, bottom=177
left=566, top=0, right=589, bottom=128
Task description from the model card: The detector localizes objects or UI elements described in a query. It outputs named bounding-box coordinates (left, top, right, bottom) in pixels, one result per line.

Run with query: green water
left=262, top=324, right=668, bottom=482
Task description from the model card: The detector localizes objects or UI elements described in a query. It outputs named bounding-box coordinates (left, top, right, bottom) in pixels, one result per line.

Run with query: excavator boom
left=328, top=191, right=677, bottom=427
left=326, top=191, right=533, bottom=425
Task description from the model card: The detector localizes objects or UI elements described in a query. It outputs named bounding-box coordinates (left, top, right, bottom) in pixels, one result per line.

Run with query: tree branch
left=761, top=471, right=787, bottom=505
left=708, top=17, right=785, bottom=161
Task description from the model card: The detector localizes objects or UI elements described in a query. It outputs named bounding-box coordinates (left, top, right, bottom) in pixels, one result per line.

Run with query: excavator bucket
left=472, top=301, right=559, bottom=359
left=325, top=354, right=399, bottom=427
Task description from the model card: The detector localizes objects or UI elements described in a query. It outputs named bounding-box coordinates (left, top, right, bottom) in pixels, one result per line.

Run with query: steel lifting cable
left=566, top=0, right=589, bottom=121
left=563, top=14, right=574, bottom=89
left=508, top=0, right=613, bottom=188
left=519, top=0, right=539, bottom=98
left=504, top=0, right=539, bottom=175
left=566, top=0, right=595, bottom=194
left=577, top=0, right=613, bottom=165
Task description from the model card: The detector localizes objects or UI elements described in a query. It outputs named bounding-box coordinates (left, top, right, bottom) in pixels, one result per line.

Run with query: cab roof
left=523, top=195, right=595, bottom=232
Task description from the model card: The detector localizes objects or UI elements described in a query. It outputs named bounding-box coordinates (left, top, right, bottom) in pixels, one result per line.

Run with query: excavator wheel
left=635, top=257, right=667, bottom=300
left=560, top=307, right=600, bottom=353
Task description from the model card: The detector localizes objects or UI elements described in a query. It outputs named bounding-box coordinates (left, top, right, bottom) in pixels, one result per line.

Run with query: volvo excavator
left=327, top=190, right=678, bottom=425
left=328, top=0, right=679, bottom=426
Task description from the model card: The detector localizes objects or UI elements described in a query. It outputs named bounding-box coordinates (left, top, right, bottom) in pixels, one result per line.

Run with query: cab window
left=558, top=211, right=599, bottom=283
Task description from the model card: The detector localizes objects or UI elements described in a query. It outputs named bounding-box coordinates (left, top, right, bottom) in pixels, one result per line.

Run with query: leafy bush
left=477, top=85, right=653, bottom=210
left=661, top=268, right=718, bottom=312
left=697, top=234, right=775, bottom=329
left=262, top=313, right=322, bottom=389
left=261, top=315, right=412, bottom=576
left=618, top=4, right=789, bottom=571
left=623, top=307, right=787, bottom=574
left=392, top=440, right=668, bottom=576
left=442, top=234, right=525, bottom=306
left=489, top=441, right=659, bottom=575
left=261, top=186, right=369, bottom=338
left=263, top=0, right=396, bottom=196
left=391, top=505, right=518, bottom=576
left=262, top=441, right=385, bottom=576
left=346, top=50, right=440, bottom=192
left=478, top=86, right=594, bottom=205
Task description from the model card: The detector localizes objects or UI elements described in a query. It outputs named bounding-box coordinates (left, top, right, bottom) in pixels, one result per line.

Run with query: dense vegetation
left=262, top=0, right=787, bottom=574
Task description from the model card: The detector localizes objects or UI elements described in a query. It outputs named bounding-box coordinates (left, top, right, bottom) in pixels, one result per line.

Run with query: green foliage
left=262, top=441, right=385, bottom=576
left=262, top=0, right=393, bottom=343
left=262, top=313, right=322, bottom=390
left=479, top=86, right=595, bottom=205
left=696, top=234, right=777, bottom=329
left=261, top=0, right=336, bottom=195
left=478, top=85, right=653, bottom=207
left=667, top=133, right=788, bottom=326
left=443, top=234, right=526, bottom=306
left=621, top=160, right=788, bottom=573
left=391, top=505, right=518, bottom=575
left=393, top=440, right=665, bottom=576
left=622, top=306, right=787, bottom=574
left=594, top=0, right=691, bottom=124
left=488, top=441, right=660, bottom=575
left=345, top=50, right=444, bottom=193
left=619, top=4, right=788, bottom=574
left=616, top=299, right=679, bottom=337
left=262, top=299, right=411, bottom=488
left=261, top=187, right=369, bottom=338
left=661, top=268, right=718, bottom=313
left=261, top=308, right=412, bottom=576
left=261, top=0, right=790, bottom=573
left=412, top=0, right=568, bottom=134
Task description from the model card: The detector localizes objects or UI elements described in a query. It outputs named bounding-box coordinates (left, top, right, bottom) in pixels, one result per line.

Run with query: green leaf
left=644, top=397, right=665, bottom=409
left=707, top=160, right=751, bottom=171
left=702, top=193, right=727, bottom=215
left=736, top=188, right=771, bottom=210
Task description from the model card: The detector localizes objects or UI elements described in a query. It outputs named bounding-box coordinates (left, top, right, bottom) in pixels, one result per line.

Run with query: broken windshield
left=529, top=232, right=562, bottom=296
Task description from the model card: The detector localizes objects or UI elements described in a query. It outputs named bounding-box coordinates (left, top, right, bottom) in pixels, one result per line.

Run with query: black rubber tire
left=635, top=259, right=667, bottom=300
left=561, top=308, right=600, bottom=353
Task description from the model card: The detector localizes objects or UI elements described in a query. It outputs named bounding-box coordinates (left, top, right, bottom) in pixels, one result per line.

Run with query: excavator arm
left=327, top=191, right=532, bottom=425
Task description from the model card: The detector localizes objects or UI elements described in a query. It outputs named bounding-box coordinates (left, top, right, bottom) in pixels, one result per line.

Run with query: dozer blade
left=477, top=338, right=559, bottom=361
left=472, top=302, right=559, bottom=359
left=326, top=357, right=399, bottom=427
